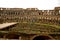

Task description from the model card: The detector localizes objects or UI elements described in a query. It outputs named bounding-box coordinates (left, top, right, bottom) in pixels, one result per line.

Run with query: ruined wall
left=0, top=7, right=60, bottom=25
left=54, top=7, right=60, bottom=15
left=0, top=7, right=60, bottom=40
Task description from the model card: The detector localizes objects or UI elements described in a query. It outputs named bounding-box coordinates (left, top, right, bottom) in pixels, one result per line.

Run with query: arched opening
left=6, top=34, right=19, bottom=39
left=33, top=36, right=52, bottom=40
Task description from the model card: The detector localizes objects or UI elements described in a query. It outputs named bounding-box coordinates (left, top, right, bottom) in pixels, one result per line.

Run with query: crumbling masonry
left=0, top=7, right=60, bottom=40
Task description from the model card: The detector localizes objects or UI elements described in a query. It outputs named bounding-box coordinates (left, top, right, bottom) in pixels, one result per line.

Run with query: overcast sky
left=59, top=0, right=60, bottom=5
left=0, top=0, right=59, bottom=10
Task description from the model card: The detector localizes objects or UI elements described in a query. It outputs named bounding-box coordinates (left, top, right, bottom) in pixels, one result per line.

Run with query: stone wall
left=0, top=7, right=60, bottom=25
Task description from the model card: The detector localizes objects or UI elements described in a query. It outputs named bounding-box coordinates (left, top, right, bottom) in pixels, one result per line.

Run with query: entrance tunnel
left=33, top=36, right=52, bottom=40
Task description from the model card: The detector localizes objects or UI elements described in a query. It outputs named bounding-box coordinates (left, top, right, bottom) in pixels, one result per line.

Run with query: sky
left=0, top=0, right=59, bottom=10
left=59, top=0, right=60, bottom=5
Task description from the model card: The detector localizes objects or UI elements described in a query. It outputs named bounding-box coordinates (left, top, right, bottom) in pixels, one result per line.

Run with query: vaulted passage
left=6, top=34, right=19, bottom=39
left=33, top=36, right=51, bottom=40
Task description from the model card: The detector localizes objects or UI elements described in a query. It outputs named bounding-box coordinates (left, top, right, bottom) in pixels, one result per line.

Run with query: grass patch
left=19, top=22, right=60, bottom=29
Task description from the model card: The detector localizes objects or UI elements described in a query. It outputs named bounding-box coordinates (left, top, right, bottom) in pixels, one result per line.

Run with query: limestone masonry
left=0, top=7, right=60, bottom=40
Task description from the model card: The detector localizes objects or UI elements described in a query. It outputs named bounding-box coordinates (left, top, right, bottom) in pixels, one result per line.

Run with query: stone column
left=19, top=36, right=21, bottom=40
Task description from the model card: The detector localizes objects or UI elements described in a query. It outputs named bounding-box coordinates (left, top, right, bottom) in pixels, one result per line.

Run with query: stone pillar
left=19, top=36, right=21, bottom=40
left=20, top=35, right=31, bottom=40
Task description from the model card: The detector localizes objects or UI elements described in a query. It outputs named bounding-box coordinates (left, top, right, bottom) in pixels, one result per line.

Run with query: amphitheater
left=0, top=7, right=60, bottom=40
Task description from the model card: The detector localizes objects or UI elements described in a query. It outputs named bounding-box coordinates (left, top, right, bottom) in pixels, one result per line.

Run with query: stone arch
left=4, top=33, right=19, bottom=39
left=31, top=34, right=55, bottom=40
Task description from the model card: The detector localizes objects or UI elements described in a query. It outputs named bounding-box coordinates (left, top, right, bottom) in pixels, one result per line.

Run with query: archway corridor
left=5, top=34, right=19, bottom=39
left=33, top=36, right=52, bottom=40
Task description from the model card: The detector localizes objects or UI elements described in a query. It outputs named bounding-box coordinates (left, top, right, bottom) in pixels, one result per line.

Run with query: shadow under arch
left=4, top=33, right=19, bottom=39
left=32, top=35, right=55, bottom=40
